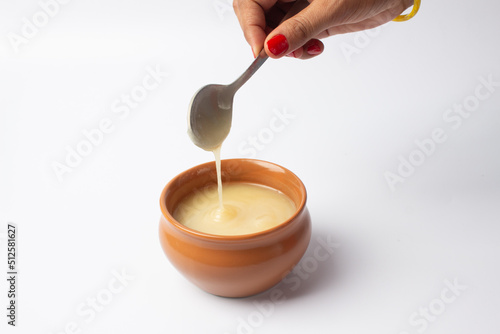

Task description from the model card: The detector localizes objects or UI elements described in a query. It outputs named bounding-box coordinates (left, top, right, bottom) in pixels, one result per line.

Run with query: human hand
left=233, top=0, right=414, bottom=59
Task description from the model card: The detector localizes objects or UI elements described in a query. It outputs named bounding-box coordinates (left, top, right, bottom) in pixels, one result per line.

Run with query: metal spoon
left=187, top=0, right=309, bottom=151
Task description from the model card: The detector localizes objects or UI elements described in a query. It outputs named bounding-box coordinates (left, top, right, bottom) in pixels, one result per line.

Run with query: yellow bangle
left=393, top=0, right=421, bottom=22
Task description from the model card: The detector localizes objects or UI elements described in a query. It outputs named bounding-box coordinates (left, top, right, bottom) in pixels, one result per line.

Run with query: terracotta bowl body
left=159, top=159, right=311, bottom=297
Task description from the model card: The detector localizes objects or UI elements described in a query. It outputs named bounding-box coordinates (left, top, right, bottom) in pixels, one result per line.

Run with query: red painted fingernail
left=267, top=34, right=289, bottom=56
left=306, top=44, right=322, bottom=55
left=286, top=51, right=297, bottom=58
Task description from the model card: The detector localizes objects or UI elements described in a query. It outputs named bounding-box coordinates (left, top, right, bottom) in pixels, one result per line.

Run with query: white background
left=1, top=0, right=499, bottom=333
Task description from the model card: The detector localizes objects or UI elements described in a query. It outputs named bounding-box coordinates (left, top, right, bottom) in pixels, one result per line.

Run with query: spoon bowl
left=188, top=84, right=233, bottom=151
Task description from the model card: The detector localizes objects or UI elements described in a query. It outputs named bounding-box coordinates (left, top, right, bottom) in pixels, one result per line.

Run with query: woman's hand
left=233, top=0, right=414, bottom=59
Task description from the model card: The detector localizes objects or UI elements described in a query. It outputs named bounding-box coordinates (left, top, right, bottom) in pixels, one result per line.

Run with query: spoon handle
left=228, top=49, right=268, bottom=94
left=228, top=0, right=310, bottom=93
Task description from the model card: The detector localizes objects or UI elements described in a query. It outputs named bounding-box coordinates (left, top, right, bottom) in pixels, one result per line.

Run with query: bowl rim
left=159, top=158, right=307, bottom=241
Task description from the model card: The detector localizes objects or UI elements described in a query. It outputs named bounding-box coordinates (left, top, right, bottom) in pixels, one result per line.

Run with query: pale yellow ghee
left=173, top=183, right=296, bottom=236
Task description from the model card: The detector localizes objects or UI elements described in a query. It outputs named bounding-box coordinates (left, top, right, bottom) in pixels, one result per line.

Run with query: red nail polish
left=267, top=34, right=289, bottom=56
left=286, top=51, right=296, bottom=58
left=306, top=44, right=322, bottom=55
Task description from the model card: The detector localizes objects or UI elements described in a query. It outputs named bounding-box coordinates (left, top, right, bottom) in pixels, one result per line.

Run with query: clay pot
left=159, top=159, right=311, bottom=297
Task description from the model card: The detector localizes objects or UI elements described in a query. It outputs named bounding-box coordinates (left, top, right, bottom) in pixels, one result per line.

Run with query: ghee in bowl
left=173, top=182, right=296, bottom=236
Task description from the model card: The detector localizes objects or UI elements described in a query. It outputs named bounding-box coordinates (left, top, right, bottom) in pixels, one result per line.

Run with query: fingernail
left=306, top=44, right=322, bottom=55
left=286, top=51, right=297, bottom=58
left=267, top=34, right=289, bottom=56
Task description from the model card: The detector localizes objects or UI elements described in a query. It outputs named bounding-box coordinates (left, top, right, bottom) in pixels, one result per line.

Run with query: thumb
left=265, top=0, right=330, bottom=58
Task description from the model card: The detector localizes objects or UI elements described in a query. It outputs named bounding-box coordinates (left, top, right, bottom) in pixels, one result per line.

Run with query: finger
left=286, top=47, right=303, bottom=58
left=287, top=38, right=323, bottom=59
left=234, top=0, right=278, bottom=57
left=319, top=3, right=411, bottom=37
left=264, top=0, right=337, bottom=58
left=299, top=38, right=324, bottom=59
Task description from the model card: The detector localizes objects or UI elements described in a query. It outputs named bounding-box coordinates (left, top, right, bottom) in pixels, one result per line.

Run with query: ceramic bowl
left=159, top=159, right=311, bottom=297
